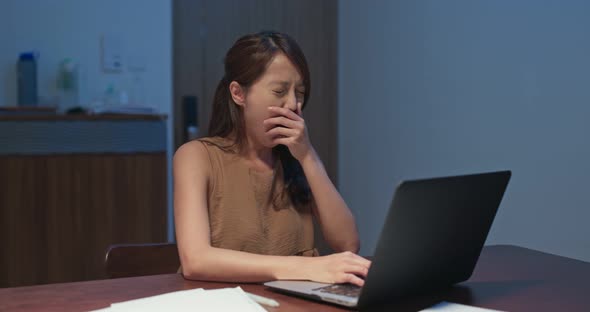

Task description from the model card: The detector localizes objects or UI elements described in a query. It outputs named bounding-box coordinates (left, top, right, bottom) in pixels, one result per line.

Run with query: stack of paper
left=92, top=287, right=267, bottom=312
left=420, top=301, right=505, bottom=312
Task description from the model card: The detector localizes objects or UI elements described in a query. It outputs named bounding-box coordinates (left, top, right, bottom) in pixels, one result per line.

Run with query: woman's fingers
left=350, top=256, right=372, bottom=270
left=268, top=106, right=303, bottom=122
left=341, top=273, right=365, bottom=287
left=264, top=116, right=299, bottom=130
left=341, top=263, right=369, bottom=278
left=266, top=126, right=297, bottom=138
left=272, top=137, right=292, bottom=146
left=310, top=253, right=372, bottom=287
left=265, top=104, right=311, bottom=161
left=340, top=251, right=372, bottom=270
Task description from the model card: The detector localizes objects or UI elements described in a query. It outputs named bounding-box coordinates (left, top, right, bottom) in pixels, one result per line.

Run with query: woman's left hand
left=264, top=102, right=314, bottom=162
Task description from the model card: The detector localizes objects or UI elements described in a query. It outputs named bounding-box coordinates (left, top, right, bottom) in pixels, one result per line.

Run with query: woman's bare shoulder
left=173, top=140, right=211, bottom=175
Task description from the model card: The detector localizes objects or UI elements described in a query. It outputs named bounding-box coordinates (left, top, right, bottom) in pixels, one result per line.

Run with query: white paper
left=420, top=301, right=505, bottom=312
left=109, top=289, right=204, bottom=312
left=191, top=287, right=267, bottom=312
left=104, top=287, right=266, bottom=312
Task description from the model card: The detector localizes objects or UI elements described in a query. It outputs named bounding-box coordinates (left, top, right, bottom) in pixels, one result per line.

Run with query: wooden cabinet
left=0, top=115, right=168, bottom=287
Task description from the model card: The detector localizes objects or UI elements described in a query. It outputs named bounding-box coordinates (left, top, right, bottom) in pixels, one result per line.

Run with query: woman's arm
left=174, top=141, right=369, bottom=285
left=265, top=104, right=361, bottom=253
left=299, top=150, right=360, bottom=253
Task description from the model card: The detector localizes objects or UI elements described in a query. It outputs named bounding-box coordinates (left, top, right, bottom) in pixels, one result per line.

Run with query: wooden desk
left=1, top=245, right=589, bottom=311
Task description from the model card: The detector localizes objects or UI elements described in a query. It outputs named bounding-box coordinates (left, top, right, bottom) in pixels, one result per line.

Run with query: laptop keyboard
left=313, top=284, right=362, bottom=298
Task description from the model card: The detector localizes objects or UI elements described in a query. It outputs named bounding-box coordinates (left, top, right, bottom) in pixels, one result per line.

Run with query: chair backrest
left=104, top=243, right=180, bottom=278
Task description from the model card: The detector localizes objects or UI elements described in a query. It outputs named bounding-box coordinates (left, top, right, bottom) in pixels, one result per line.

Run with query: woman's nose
left=284, top=91, right=298, bottom=112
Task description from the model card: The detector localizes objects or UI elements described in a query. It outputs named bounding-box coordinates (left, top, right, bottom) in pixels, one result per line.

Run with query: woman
left=174, top=31, right=370, bottom=287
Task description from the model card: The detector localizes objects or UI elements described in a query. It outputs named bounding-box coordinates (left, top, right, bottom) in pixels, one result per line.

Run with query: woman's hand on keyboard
left=303, top=251, right=371, bottom=287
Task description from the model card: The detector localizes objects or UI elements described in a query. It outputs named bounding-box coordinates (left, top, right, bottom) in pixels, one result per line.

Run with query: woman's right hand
left=303, top=251, right=372, bottom=287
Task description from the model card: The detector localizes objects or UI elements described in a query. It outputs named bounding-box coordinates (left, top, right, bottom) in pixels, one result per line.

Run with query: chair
left=104, top=243, right=180, bottom=278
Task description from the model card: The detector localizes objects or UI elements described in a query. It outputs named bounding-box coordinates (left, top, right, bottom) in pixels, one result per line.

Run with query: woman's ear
left=229, top=81, right=246, bottom=107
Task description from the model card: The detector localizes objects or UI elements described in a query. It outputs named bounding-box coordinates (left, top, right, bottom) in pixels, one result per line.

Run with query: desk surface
left=2, top=245, right=589, bottom=311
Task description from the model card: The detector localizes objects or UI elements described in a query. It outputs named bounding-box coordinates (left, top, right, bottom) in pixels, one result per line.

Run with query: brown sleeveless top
left=197, top=136, right=317, bottom=257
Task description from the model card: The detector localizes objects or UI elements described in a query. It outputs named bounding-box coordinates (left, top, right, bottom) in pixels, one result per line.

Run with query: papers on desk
left=420, top=301, right=505, bottom=312
left=91, top=287, right=267, bottom=312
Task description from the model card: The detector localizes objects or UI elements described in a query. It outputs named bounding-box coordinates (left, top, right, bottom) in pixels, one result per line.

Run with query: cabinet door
left=0, top=153, right=167, bottom=287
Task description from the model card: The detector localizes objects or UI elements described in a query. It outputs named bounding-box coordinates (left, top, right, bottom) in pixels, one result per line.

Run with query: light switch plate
left=101, top=35, right=124, bottom=73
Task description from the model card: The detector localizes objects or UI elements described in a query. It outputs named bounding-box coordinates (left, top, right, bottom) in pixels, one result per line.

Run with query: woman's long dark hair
left=208, top=31, right=312, bottom=206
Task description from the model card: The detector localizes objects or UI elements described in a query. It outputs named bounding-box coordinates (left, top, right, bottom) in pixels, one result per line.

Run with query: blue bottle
left=17, top=52, right=38, bottom=106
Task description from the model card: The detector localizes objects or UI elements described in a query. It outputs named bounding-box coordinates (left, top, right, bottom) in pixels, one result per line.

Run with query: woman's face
left=233, top=53, right=306, bottom=148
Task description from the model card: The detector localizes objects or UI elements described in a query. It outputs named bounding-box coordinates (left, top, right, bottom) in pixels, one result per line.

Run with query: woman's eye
left=273, top=90, right=285, bottom=95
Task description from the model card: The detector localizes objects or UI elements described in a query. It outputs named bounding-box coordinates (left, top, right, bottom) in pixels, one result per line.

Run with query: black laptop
left=265, top=170, right=511, bottom=309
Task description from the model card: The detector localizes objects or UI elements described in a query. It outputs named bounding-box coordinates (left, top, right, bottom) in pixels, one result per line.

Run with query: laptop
left=264, top=170, right=511, bottom=309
